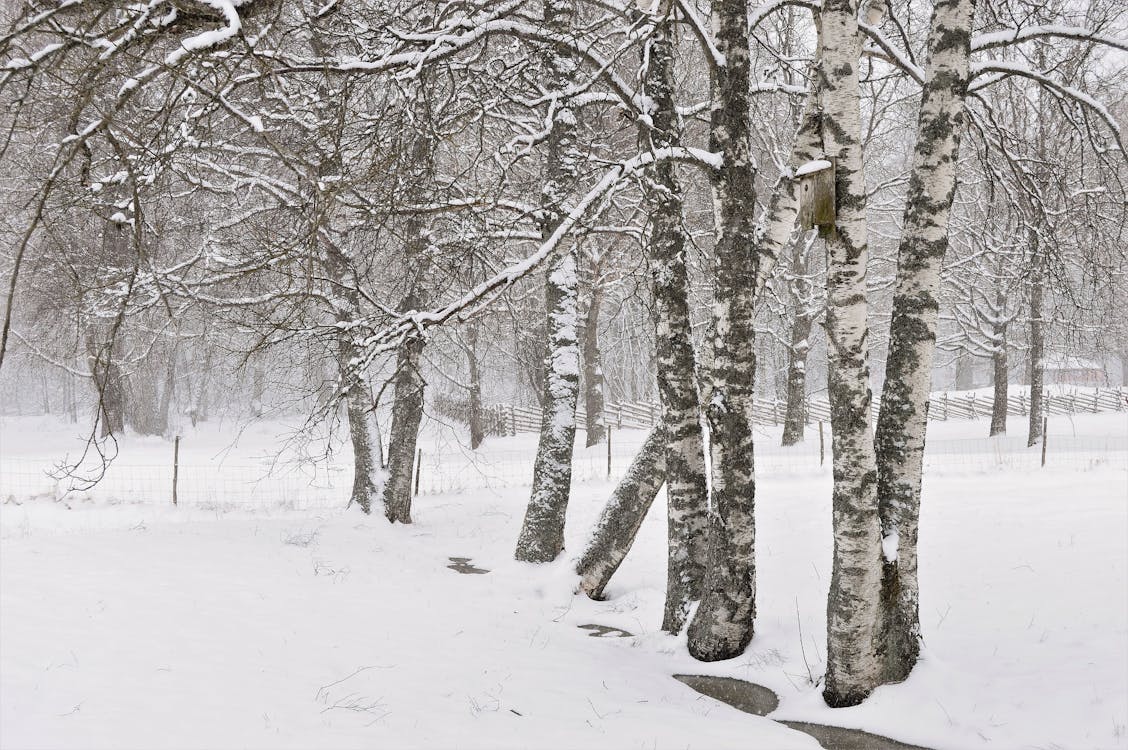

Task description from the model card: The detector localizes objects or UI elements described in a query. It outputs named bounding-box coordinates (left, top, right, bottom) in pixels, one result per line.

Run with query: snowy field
left=1, top=412, right=1126, bottom=749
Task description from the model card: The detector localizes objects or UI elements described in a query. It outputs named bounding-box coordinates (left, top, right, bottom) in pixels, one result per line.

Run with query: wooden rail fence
left=463, top=388, right=1127, bottom=436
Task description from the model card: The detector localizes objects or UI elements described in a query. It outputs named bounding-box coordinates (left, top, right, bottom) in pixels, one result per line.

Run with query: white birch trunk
left=575, top=427, right=667, bottom=599
left=816, top=0, right=883, bottom=707
left=640, top=19, right=710, bottom=634
left=515, top=0, right=582, bottom=561
left=685, top=0, right=760, bottom=662
left=873, top=0, right=976, bottom=685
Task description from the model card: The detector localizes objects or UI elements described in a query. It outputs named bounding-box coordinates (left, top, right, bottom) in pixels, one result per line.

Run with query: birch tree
left=873, top=0, right=977, bottom=684
left=639, top=15, right=710, bottom=634
left=514, top=0, right=584, bottom=562
left=815, top=0, right=885, bottom=706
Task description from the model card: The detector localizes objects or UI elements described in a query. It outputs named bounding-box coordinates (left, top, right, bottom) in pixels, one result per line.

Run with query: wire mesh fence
left=3, top=430, right=1123, bottom=511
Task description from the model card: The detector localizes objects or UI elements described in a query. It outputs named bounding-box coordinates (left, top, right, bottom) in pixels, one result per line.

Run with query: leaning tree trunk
left=575, top=426, right=667, bottom=599
left=782, top=237, right=816, bottom=446
left=515, top=0, right=582, bottom=562
left=1027, top=233, right=1045, bottom=447
left=685, top=0, right=760, bottom=662
left=816, top=0, right=884, bottom=707
left=581, top=266, right=607, bottom=447
left=641, top=18, right=709, bottom=634
left=873, top=0, right=975, bottom=687
left=989, top=291, right=1009, bottom=436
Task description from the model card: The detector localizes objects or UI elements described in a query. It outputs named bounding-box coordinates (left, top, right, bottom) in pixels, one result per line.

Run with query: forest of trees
left=0, top=0, right=1124, bottom=708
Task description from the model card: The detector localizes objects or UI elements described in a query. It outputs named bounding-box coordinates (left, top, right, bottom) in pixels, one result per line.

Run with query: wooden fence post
left=172, top=435, right=180, bottom=506
left=1041, top=416, right=1048, bottom=468
left=818, top=421, right=825, bottom=467
left=606, top=425, right=612, bottom=479
left=413, top=448, right=423, bottom=495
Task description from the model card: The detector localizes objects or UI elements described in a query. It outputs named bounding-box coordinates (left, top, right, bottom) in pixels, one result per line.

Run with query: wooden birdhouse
left=796, top=158, right=836, bottom=234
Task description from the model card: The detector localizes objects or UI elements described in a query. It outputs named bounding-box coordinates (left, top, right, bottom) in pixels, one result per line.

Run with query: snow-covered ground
left=1, top=412, right=1126, bottom=749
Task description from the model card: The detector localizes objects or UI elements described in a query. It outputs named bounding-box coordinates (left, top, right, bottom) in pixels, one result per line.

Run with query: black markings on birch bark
left=816, top=0, right=883, bottom=707
left=874, top=0, right=975, bottom=686
left=685, top=0, right=759, bottom=662
left=515, top=0, right=582, bottom=562
left=575, top=426, right=667, bottom=599
left=640, top=19, right=709, bottom=634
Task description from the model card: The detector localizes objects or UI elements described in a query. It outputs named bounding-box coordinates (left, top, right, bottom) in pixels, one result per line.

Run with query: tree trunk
left=817, top=0, right=883, bottom=707
left=873, top=0, right=975, bottom=688
left=193, top=346, right=213, bottom=425
left=641, top=19, right=710, bottom=635
left=331, top=269, right=383, bottom=515
left=465, top=321, right=485, bottom=450
left=581, top=269, right=606, bottom=447
left=86, top=326, right=126, bottom=438
left=575, top=427, right=667, bottom=599
left=989, top=292, right=1008, bottom=436
left=685, top=0, right=759, bottom=662
left=1027, top=233, right=1045, bottom=447
left=782, top=239, right=815, bottom=446
left=953, top=352, right=975, bottom=390
left=341, top=341, right=383, bottom=515
left=157, top=347, right=176, bottom=437
left=516, top=252, right=580, bottom=559
left=250, top=364, right=265, bottom=418
left=379, top=123, right=436, bottom=524
left=515, top=0, right=582, bottom=563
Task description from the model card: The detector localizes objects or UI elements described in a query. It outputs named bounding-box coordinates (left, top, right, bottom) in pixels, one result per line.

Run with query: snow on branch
left=353, top=147, right=721, bottom=364
left=972, top=25, right=1128, bottom=53
left=970, top=61, right=1124, bottom=151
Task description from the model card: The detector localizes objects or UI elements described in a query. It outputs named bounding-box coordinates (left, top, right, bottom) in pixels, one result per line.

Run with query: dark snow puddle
left=447, top=557, right=489, bottom=575
left=778, top=720, right=933, bottom=750
left=673, top=675, right=932, bottom=750
left=577, top=624, right=633, bottom=638
left=673, top=674, right=778, bottom=716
